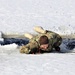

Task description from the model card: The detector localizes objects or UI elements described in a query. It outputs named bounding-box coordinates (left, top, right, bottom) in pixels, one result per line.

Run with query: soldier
left=20, top=26, right=62, bottom=54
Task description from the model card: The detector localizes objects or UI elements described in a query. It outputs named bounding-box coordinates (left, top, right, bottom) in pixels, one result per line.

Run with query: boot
left=55, top=46, right=60, bottom=52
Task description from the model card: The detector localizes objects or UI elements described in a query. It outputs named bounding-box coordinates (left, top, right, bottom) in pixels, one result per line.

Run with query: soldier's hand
left=20, top=46, right=30, bottom=54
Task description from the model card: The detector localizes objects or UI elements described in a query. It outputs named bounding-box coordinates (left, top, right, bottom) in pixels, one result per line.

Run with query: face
left=40, top=44, right=49, bottom=50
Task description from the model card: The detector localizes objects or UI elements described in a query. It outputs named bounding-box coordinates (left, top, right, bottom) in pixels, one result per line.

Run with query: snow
left=0, top=0, right=75, bottom=75
left=0, top=0, right=75, bottom=34
left=0, top=54, right=75, bottom=75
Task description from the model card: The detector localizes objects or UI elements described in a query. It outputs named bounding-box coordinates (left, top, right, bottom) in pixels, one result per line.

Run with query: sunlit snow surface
left=0, top=0, right=75, bottom=75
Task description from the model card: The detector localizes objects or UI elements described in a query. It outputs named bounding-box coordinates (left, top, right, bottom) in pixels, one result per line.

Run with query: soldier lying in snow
left=20, top=26, right=62, bottom=54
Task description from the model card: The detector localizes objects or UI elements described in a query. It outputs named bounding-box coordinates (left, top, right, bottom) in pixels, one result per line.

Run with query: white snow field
left=0, top=0, right=75, bottom=75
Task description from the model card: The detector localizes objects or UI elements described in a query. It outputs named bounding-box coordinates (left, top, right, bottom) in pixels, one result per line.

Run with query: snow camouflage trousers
left=20, top=30, right=62, bottom=54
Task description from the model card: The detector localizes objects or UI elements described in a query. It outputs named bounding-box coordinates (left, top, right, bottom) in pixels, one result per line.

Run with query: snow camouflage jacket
left=20, top=30, right=62, bottom=54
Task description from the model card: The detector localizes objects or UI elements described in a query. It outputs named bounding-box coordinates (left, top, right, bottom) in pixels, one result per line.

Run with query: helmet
left=39, top=35, right=49, bottom=45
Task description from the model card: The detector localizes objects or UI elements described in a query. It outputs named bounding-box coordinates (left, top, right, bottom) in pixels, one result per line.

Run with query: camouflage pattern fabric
left=20, top=30, right=62, bottom=54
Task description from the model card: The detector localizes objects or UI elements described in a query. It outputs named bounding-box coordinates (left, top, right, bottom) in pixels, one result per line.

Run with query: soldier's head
left=39, top=35, right=49, bottom=50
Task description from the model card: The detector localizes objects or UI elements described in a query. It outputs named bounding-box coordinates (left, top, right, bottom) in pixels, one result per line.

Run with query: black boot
left=55, top=46, right=60, bottom=52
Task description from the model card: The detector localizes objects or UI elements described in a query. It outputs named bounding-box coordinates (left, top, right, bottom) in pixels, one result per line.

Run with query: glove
left=20, top=46, right=30, bottom=54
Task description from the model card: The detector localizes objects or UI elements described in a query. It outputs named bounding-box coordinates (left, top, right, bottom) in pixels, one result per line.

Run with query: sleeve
left=20, top=40, right=39, bottom=54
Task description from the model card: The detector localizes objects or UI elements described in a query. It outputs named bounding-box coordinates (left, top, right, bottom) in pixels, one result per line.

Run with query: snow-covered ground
left=0, top=0, right=75, bottom=75
left=0, top=53, right=75, bottom=75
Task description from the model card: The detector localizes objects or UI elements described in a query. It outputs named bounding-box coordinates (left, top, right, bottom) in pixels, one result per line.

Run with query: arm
left=20, top=40, right=39, bottom=54
left=20, top=44, right=30, bottom=54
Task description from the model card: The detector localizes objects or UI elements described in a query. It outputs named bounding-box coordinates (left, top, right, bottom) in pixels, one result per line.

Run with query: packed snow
left=0, top=0, right=75, bottom=75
